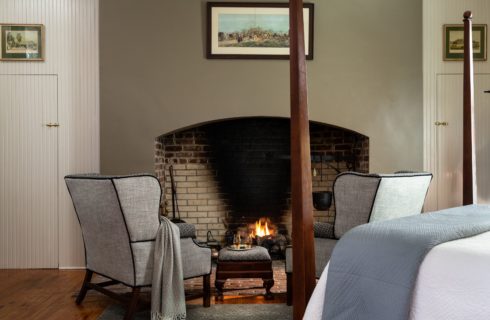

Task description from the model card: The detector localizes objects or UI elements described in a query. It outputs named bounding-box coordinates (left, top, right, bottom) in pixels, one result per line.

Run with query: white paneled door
left=0, top=75, right=58, bottom=268
left=436, top=74, right=490, bottom=209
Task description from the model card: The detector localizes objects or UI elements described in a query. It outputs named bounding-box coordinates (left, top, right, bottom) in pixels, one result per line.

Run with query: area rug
left=97, top=304, right=292, bottom=320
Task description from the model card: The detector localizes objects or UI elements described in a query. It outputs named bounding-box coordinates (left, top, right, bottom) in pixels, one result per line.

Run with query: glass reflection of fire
left=250, top=217, right=274, bottom=238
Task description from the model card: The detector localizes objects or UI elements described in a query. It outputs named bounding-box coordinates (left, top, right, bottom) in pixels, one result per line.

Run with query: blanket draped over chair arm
left=313, top=222, right=335, bottom=239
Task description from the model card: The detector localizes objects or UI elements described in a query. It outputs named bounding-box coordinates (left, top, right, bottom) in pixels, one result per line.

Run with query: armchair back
left=333, top=172, right=432, bottom=239
left=65, top=174, right=161, bottom=286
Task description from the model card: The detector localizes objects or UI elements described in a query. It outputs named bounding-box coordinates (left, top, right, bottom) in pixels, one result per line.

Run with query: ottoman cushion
left=218, top=246, right=271, bottom=261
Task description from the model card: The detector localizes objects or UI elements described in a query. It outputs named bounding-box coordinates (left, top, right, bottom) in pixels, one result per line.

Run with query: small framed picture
left=443, top=24, right=487, bottom=61
left=207, top=2, right=314, bottom=60
left=0, top=24, right=45, bottom=61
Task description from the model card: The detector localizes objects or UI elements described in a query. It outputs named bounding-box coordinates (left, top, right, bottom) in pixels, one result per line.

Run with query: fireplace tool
left=169, top=165, right=186, bottom=223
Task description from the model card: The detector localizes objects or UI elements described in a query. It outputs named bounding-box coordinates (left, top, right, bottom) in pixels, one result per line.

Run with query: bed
left=305, top=230, right=490, bottom=320
left=287, top=2, right=481, bottom=319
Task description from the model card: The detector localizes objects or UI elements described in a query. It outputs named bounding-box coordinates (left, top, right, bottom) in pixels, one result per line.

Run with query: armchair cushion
left=314, top=222, right=334, bottom=239
left=218, top=246, right=271, bottom=261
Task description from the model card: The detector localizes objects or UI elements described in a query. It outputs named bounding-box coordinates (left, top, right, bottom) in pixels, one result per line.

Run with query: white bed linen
left=304, top=231, right=490, bottom=320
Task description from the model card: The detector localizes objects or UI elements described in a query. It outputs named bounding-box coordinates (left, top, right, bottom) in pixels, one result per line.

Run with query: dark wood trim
left=289, top=0, right=316, bottom=318
left=463, top=11, right=477, bottom=205
left=206, top=2, right=314, bottom=60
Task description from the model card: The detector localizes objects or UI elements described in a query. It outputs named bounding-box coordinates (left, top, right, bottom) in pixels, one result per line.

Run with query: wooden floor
left=0, top=269, right=286, bottom=320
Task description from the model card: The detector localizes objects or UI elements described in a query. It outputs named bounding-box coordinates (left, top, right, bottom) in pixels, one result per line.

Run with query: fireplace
left=155, top=117, right=369, bottom=254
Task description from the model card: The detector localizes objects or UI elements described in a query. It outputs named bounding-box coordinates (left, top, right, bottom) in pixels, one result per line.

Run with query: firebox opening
left=155, top=117, right=369, bottom=256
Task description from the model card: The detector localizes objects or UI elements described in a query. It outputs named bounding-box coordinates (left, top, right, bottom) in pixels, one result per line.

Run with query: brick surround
left=155, top=118, right=369, bottom=243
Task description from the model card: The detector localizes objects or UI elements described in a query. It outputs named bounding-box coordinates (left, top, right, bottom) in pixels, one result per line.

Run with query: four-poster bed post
left=463, top=11, right=477, bottom=205
left=289, top=0, right=316, bottom=318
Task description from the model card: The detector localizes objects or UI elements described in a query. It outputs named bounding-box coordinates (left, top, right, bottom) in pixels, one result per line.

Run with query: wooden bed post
left=463, top=11, right=477, bottom=205
left=289, top=0, right=316, bottom=318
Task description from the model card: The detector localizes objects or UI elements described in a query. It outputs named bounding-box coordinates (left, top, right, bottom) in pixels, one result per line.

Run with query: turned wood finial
left=464, top=11, right=473, bottom=20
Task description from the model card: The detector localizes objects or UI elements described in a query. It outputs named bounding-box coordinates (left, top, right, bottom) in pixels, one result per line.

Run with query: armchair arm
left=173, top=222, right=212, bottom=278
left=175, top=223, right=196, bottom=239
left=314, top=222, right=335, bottom=239
left=181, top=238, right=212, bottom=279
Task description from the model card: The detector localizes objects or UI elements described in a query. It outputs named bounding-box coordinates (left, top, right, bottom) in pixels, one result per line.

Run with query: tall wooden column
left=289, top=0, right=316, bottom=319
left=463, top=11, right=477, bottom=205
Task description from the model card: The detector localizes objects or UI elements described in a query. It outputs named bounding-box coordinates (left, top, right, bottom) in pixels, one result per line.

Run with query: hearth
left=224, top=217, right=289, bottom=259
left=155, top=117, right=369, bottom=246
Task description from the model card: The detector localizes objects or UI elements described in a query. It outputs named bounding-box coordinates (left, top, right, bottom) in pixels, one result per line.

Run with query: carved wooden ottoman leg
left=263, top=278, right=274, bottom=300
left=215, top=279, right=225, bottom=301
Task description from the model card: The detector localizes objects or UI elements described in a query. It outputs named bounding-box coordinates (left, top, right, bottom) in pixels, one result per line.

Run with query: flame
left=250, top=218, right=273, bottom=238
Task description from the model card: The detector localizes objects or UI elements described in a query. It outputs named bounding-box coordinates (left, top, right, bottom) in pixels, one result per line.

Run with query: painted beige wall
left=100, top=0, right=423, bottom=174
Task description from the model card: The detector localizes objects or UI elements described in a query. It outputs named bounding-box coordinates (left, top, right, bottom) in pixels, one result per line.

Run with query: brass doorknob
left=46, top=123, right=60, bottom=127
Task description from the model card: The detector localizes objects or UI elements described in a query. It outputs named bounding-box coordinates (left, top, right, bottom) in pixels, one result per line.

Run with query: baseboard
left=59, top=266, right=86, bottom=270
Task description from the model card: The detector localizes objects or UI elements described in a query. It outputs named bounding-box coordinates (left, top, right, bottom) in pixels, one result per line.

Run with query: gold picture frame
left=0, top=24, right=45, bottom=61
left=207, top=2, right=314, bottom=60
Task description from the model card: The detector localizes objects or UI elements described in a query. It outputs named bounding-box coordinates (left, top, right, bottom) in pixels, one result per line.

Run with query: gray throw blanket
left=323, top=205, right=490, bottom=320
left=151, top=217, right=186, bottom=320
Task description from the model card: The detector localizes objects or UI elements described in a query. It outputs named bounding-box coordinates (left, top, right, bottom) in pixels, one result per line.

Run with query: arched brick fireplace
left=155, top=117, right=369, bottom=248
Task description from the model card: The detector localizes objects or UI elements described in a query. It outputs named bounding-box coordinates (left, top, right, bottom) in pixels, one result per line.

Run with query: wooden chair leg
left=124, top=287, right=141, bottom=320
left=203, top=274, right=211, bottom=307
left=286, top=272, right=293, bottom=306
left=76, top=269, right=93, bottom=305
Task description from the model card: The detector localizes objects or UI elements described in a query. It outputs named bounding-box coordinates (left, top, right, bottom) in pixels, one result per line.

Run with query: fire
left=250, top=217, right=274, bottom=238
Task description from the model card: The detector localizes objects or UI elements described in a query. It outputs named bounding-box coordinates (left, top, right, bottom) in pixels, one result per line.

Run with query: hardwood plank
left=0, top=270, right=112, bottom=320
left=0, top=269, right=286, bottom=319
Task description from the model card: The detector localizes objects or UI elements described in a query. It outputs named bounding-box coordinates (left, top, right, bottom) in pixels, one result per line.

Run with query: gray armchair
left=285, top=171, right=432, bottom=305
left=65, top=174, right=211, bottom=320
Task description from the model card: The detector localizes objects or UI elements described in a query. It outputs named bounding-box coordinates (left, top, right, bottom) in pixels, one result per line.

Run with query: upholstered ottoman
left=215, top=246, right=274, bottom=300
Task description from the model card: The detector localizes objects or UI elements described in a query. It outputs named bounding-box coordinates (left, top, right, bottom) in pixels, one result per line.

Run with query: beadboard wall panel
left=423, top=0, right=490, bottom=211
left=0, top=0, right=99, bottom=268
left=0, top=75, right=58, bottom=268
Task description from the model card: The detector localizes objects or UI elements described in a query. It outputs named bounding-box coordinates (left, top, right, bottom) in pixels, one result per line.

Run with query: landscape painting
left=218, top=13, right=290, bottom=48
left=444, top=24, right=487, bottom=61
left=1, top=24, right=44, bottom=61
left=207, top=3, right=314, bottom=59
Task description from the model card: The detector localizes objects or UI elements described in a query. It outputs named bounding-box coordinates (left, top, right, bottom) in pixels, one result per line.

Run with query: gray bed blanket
left=323, top=205, right=490, bottom=320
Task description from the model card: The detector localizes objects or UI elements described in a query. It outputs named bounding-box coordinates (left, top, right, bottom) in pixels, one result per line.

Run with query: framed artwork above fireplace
left=206, top=2, right=314, bottom=60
